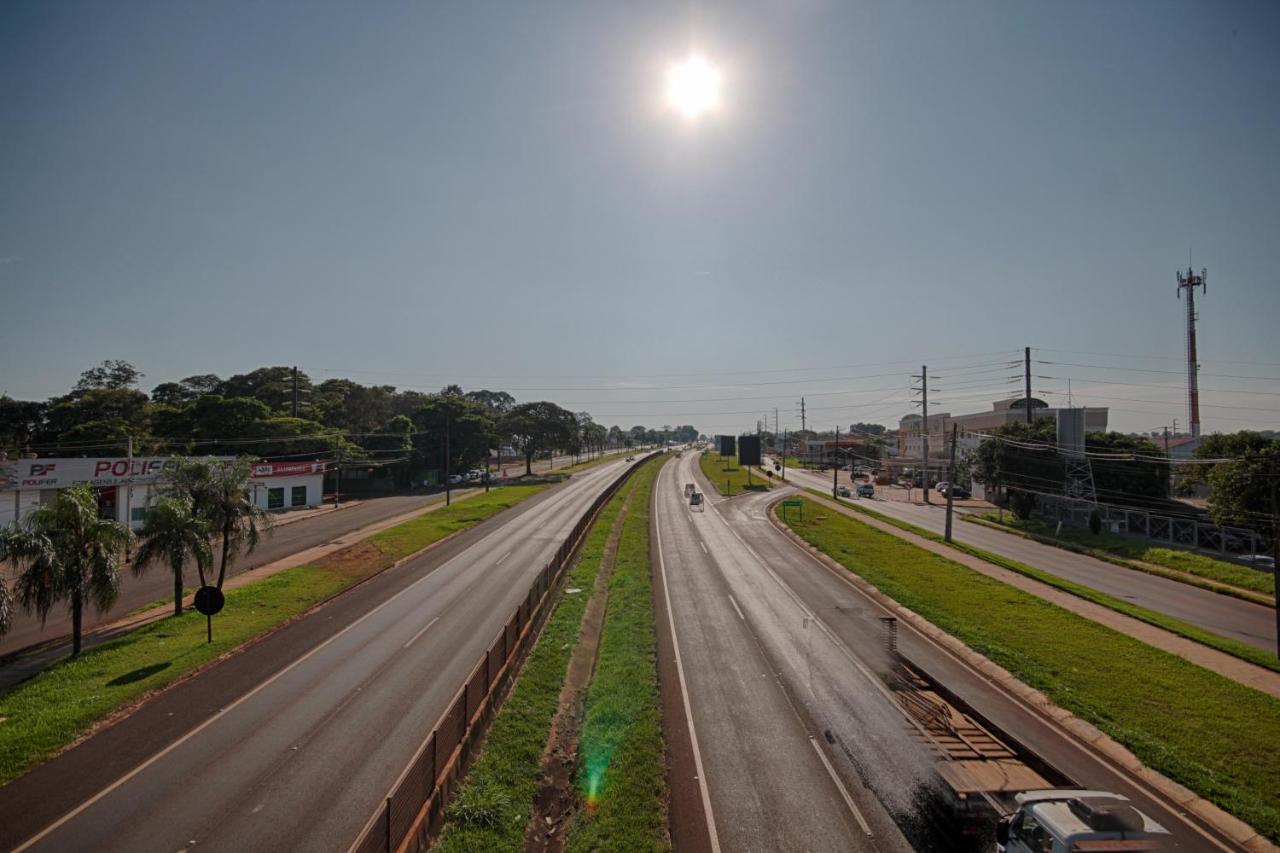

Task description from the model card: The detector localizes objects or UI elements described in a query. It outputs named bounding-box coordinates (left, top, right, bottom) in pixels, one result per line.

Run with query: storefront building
left=1, top=456, right=327, bottom=530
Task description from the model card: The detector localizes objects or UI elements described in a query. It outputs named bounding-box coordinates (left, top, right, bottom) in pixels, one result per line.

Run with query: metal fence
left=1030, top=491, right=1262, bottom=557
left=348, top=452, right=659, bottom=853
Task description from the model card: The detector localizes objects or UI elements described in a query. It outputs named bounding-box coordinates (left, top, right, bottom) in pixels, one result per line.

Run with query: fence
left=1029, top=491, right=1262, bottom=558
left=348, top=452, right=660, bottom=853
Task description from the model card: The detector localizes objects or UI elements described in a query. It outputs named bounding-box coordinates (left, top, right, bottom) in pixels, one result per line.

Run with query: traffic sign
left=194, top=586, right=225, bottom=616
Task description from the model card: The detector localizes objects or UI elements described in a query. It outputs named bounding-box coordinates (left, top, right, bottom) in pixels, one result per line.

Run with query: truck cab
left=998, top=791, right=1168, bottom=853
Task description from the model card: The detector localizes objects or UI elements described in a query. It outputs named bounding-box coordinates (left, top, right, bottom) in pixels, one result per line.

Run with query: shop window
left=131, top=507, right=147, bottom=524
left=291, top=485, right=307, bottom=507
left=267, top=487, right=285, bottom=509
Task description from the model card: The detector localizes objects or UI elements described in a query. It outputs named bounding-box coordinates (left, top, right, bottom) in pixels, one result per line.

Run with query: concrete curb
left=766, top=500, right=1277, bottom=851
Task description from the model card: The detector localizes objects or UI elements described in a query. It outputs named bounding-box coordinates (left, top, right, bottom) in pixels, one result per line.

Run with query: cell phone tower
left=1176, top=266, right=1207, bottom=438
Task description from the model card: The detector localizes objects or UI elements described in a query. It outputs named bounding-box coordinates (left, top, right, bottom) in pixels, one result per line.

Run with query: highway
left=0, top=455, right=638, bottom=853
left=656, top=453, right=913, bottom=851
left=777, top=463, right=1276, bottom=651
left=0, top=449, right=621, bottom=660
left=678, top=456, right=1240, bottom=850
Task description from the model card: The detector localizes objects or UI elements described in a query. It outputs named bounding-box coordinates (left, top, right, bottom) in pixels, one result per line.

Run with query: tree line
left=0, top=361, right=702, bottom=482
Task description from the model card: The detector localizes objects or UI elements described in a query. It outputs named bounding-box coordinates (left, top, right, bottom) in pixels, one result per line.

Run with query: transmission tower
left=1176, top=266, right=1207, bottom=438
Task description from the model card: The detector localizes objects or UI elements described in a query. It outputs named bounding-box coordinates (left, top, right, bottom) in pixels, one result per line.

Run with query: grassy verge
left=968, top=512, right=1274, bottom=600
left=804, top=489, right=1280, bottom=674
left=436, top=465, right=648, bottom=851
left=565, top=458, right=667, bottom=852
left=698, top=451, right=770, bottom=496
left=0, top=483, right=549, bottom=786
left=780, top=497, right=1280, bottom=840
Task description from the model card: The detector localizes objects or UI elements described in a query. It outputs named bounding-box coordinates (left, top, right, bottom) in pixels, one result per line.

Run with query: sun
left=665, top=54, right=722, bottom=120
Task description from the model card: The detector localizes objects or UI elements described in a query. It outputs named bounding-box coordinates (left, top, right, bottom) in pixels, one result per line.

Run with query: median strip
left=0, top=484, right=549, bottom=787
left=435, top=462, right=645, bottom=852
left=778, top=496, right=1280, bottom=842
left=805, top=488, right=1280, bottom=675
left=698, top=450, right=770, bottom=496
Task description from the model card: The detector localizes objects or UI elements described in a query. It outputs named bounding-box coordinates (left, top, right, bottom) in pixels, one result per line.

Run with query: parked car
left=836, top=485, right=851, bottom=497
left=857, top=483, right=875, bottom=498
left=938, top=482, right=971, bottom=499
left=447, top=474, right=464, bottom=485
left=1244, top=554, right=1276, bottom=571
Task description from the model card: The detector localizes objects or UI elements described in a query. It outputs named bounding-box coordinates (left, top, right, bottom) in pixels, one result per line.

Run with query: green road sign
left=782, top=500, right=802, bottom=507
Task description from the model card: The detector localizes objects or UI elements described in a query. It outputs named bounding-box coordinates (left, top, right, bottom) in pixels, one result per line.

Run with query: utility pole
left=334, top=443, right=343, bottom=507
left=1270, top=467, right=1279, bottom=659
left=782, top=428, right=787, bottom=481
left=1024, top=347, right=1033, bottom=425
left=444, top=415, right=452, bottom=507
left=292, top=366, right=299, bottom=418
left=833, top=426, right=840, bottom=499
left=800, top=397, right=806, bottom=434
left=125, top=434, right=133, bottom=532
left=485, top=432, right=491, bottom=493
left=945, top=425, right=958, bottom=542
left=921, top=366, right=930, bottom=504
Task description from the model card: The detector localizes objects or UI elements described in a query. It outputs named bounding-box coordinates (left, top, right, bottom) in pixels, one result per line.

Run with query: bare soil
left=523, top=490, right=634, bottom=852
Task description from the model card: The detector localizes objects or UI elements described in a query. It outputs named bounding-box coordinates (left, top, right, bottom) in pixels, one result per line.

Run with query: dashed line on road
left=727, top=594, right=746, bottom=622
left=496, top=550, right=512, bottom=565
left=810, top=737, right=874, bottom=837
left=402, top=616, right=440, bottom=648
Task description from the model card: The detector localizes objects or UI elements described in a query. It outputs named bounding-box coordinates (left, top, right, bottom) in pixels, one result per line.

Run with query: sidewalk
left=0, top=488, right=481, bottom=692
left=801, top=490, right=1280, bottom=700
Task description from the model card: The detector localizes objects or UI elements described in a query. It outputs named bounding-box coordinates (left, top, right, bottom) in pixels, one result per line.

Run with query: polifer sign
left=3, top=457, right=233, bottom=489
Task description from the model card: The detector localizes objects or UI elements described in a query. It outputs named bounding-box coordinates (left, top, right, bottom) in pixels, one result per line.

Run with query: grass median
left=781, top=496, right=1280, bottom=841
left=969, top=512, right=1274, bottom=600
left=698, top=450, right=770, bottom=496
left=807, top=490, right=1280, bottom=674
left=436, top=464, right=645, bottom=851
left=0, top=483, right=548, bottom=787
left=565, top=457, right=667, bottom=852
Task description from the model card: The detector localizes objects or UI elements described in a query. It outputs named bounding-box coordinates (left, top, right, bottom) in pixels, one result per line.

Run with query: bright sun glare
left=665, top=54, right=722, bottom=120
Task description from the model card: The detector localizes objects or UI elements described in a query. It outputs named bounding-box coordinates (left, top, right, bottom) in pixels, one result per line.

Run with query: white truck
left=997, top=790, right=1169, bottom=852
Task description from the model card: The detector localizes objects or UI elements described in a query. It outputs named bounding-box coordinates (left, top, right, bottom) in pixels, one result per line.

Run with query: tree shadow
left=106, top=661, right=172, bottom=686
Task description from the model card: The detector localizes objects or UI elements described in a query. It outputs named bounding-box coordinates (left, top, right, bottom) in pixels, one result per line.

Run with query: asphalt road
left=0, top=449, right=621, bottom=659
left=657, top=454, right=913, bottom=852
left=690, top=460, right=1238, bottom=850
left=0, top=455, right=638, bottom=853
left=779, top=463, right=1276, bottom=651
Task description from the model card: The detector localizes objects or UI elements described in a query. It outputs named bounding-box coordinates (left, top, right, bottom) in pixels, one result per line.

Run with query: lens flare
left=665, top=54, right=722, bottom=119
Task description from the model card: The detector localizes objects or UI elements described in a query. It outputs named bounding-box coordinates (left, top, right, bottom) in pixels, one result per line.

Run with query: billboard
left=251, top=461, right=327, bottom=478
left=2, top=457, right=233, bottom=490
left=738, top=435, right=762, bottom=466
left=718, top=435, right=736, bottom=456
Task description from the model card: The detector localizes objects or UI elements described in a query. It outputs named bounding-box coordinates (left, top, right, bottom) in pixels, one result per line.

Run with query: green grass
left=565, top=458, right=667, bottom=853
left=970, top=512, right=1275, bottom=599
left=0, top=482, right=551, bottom=787
left=781, top=497, right=1280, bottom=840
left=805, top=489, right=1280, bottom=674
left=698, top=451, right=771, bottom=496
left=370, top=484, right=547, bottom=562
left=436, top=462, right=649, bottom=851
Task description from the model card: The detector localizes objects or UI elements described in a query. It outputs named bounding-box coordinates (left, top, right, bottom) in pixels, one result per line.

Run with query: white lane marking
left=655, top=462, right=723, bottom=853
left=13, top=468, right=622, bottom=853
left=810, top=738, right=874, bottom=837
left=727, top=594, right=746, bottom=622
left=496, top=550, right=512, bottom=565
left=402, top=616, right=440, bottom=648
left=698, top=540, right=708, bottom=555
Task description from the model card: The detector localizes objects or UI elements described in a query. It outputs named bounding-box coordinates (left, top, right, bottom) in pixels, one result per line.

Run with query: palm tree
left=0, top=484, right=133, bottom=656
left=132, top=496, right=212, bottom=617
left=172, top=457, right=272, bottom=589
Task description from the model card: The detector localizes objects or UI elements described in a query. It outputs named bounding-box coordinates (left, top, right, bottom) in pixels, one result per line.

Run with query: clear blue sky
left=2, top=0, right=1277, bottom=436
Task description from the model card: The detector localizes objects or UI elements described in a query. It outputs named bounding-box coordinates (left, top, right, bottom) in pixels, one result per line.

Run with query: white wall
left=250, top=474, right=323, bottom=512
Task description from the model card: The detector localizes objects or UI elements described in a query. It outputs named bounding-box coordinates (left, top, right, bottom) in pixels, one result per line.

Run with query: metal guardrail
left=348, top=452, right=661, bottom=853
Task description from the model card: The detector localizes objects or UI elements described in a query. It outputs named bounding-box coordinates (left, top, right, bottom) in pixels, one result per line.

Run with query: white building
left=1, top=456, right=326, bottom=530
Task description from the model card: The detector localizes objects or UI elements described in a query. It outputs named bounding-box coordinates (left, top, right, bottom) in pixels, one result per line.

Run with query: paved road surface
left=658, top=454, right=912, bottom=852
left=0, top=449, right=625, bottom=659
left=779, top=463, right=1275, bottom=651
left=690, top=460, right=1237, bottom=849
left=0, top=456, right=637, bottom=853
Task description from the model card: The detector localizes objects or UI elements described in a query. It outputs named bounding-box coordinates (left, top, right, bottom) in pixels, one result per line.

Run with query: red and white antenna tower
left=1176, top=265, right=1207, bottom=438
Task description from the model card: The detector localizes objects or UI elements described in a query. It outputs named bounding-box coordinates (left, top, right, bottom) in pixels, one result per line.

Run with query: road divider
left=348, top=453, right=663, bottom=853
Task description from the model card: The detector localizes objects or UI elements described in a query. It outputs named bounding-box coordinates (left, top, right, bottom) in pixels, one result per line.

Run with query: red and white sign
left=3, top=457, right=233, bottom=489
left=251, top=461, right=327, bottom=478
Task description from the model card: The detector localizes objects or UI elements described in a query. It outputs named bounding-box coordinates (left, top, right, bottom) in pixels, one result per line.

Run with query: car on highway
left=856, top=483, right=875, bottom=498
left=1244, top=554, right=1276, bottom=570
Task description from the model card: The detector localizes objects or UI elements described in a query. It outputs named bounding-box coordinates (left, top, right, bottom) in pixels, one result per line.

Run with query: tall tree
left=0, top=484, right=133, bottom=656
left=171, top=458, right=272, bottom=589
left=501, top=402, right=578, bottom=475
left=73, top=360, right=143, bottom=394
left=132, top=496, right=213, bottom=617
left=1197, top=432, right=1280, bottom=538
